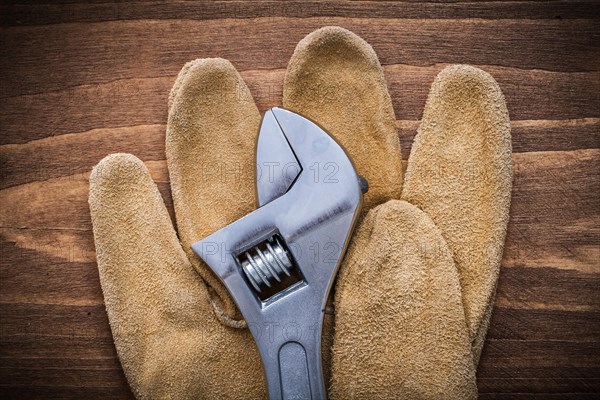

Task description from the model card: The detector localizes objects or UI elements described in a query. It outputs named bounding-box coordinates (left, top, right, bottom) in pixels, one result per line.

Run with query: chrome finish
left=240, top=235, right=293, bottom=293
left=192, top=107, right=363, bottom=400
left=255, top=110, right=301, bottom=206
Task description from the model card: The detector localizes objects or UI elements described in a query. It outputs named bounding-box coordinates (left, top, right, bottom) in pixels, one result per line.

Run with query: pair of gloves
left=89, top=26, right=512, bottom=399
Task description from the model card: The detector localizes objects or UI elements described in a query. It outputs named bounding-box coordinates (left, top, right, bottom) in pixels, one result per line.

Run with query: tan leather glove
left=89, top=58, right=265, bottom=399
left=89, top=26, right=511, bottom=399
left=284, top=27, right=511, bottom=399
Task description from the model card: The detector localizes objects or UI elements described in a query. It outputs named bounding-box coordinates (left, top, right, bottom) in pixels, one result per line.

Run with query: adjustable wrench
left=192, top=107, right=365, bottom=399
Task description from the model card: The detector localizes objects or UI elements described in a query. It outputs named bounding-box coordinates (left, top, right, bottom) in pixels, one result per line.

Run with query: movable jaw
left=192, top=107, right=365, bottom=400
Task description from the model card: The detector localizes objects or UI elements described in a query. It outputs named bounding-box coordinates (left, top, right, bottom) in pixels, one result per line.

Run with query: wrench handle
left=262, top=340, right=326, bottom=400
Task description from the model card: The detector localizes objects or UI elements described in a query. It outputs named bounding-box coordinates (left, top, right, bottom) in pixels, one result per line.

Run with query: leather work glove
left=89, top=26, right=511, bottom=399
left=283, top=28, right=512, bottom=398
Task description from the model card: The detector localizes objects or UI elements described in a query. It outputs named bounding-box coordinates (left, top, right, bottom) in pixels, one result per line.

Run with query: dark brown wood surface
left=1, top=1, right=599, bottom=399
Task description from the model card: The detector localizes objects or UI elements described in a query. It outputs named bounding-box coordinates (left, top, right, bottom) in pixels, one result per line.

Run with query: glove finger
left=401, top=65, right=512, bottom=364
left=283, top=26, right=403, bottom=212
left=284, top=27, right=403, bottom=386
left=166, top=58, right=261, bottom=325
left=89, top=153, right=265, bottom=399
left=331, top=200, right=477, bottom=399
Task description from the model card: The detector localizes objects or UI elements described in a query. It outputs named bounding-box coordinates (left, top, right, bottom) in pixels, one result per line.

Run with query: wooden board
left=1, top=1, right=599, bottom=398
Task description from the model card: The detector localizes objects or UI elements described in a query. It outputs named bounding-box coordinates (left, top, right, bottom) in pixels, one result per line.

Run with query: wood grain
left=1, top=1, right=599, bottom=398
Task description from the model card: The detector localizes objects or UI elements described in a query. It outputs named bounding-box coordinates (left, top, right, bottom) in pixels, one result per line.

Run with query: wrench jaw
left=192, top=107, right=364, bottom=400
left=255, top=110, right=301, bottom=207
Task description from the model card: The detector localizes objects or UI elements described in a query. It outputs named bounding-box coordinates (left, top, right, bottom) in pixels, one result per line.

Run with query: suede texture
left=331, top=200, right=477, bottom=399
left=89, top=154, right=265, bottom=399
left=282, top=27, right=508, bottom=399
left=282, top=27, right=405, bottom=388
left=90, top=60, right=266, bottom=399
left=283, top=26, right=403, bottom=212
left=401, top=65, right=512, bottom=365
left=89, top=26, right=512, bottom=399
left=166, top=58, right=259, bottom=326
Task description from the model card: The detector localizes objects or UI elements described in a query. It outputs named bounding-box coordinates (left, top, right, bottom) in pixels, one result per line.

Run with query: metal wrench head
left=192, top=107, right=364, bottom=399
